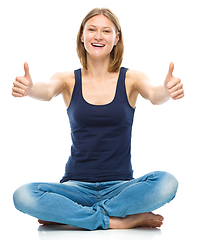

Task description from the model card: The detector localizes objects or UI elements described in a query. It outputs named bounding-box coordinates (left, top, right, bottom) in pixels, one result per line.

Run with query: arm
left=134, top=62, right=184, bottom=105
left=12, top=62, right=66, bottom=101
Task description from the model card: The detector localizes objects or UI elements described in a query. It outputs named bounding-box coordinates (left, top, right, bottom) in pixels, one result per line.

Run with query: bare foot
left=109, top=212, right=164, bottom=229
left=38, top=219, right=65, bottom=225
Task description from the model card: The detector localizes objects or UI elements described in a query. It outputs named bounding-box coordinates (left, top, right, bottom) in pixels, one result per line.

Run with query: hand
left=12, top=62, right=33, bottom=97
left=164, top=62, right=184, bottom=100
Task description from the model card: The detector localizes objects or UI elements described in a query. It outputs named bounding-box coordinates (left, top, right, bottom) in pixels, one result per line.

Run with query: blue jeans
left=13, top=171, right=178, bottom=230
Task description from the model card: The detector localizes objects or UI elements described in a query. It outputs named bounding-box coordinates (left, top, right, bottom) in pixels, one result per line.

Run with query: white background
left=1, top=0, right=196, bottom=239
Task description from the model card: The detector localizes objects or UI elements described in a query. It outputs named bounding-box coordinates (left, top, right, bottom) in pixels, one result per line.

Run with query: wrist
left=27, top=84, right=34, bottom=97
left=152, top=85, right=171, bottom=105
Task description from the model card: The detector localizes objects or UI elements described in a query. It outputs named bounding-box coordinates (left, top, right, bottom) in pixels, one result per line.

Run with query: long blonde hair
left=76, top=8, right=124, bottom=72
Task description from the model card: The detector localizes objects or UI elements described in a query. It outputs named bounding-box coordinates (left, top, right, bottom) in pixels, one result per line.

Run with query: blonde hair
left=76, top=8, right=124, bottom=72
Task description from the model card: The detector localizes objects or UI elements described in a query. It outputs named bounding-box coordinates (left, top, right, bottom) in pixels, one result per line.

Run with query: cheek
left=107, top=37, right=117, bottom=49
left=107, top=34, right=117, bottom=45
left=83, top=38, right=92, bottom=53
left=83, top=33, right=92, bottom=46
left=81, top=35, right=90, bottom=51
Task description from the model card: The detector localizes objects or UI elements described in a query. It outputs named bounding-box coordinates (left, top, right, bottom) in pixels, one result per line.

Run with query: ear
left=114, top=32, right=120, bottom=46
left=81, top=32, right=84, bottom=43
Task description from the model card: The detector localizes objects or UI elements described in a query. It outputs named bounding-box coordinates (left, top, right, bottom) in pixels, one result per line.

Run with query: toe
left=156, top=214, right=164, bottom=221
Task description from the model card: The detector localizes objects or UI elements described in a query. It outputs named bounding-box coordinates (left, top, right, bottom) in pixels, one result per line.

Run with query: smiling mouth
left=91, top=43, right=105, bottom=48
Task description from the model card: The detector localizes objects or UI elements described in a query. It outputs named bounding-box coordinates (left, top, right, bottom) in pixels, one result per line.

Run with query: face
left=81, top=14, right=120, bottom=59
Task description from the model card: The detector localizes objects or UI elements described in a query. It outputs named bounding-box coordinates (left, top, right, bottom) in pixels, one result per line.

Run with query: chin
left=85, top=44, right=113, bottom=59
left=88, top=50, right=112, bottom=59
left=88, top=53, right=110, bottom=61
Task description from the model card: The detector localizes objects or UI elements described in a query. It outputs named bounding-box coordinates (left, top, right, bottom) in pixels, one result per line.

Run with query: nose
left=94, top=30, right=103, bottom=41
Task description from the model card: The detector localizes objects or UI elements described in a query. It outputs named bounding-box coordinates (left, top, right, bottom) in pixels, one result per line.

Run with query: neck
left=85, top=54, right=111, bottom=80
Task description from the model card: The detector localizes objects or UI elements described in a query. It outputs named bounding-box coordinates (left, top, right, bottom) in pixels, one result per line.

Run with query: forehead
left=85, top=14, right=116, bottom=29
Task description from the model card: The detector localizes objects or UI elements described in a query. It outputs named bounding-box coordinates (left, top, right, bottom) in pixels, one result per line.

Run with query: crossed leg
left=109, top=212, right=164, bottom=229
left=38, top=212, right=164, bottom=229
left=14, top=171, right=177, bottom=230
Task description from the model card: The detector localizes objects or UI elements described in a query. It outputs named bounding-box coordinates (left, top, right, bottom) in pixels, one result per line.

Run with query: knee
left=13, top=183, right=37, bottom=213
left=157, top=171, right=179, bottom=202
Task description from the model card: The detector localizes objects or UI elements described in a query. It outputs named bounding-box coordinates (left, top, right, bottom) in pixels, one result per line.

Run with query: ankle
left=109, top=216, right=124, bottom=229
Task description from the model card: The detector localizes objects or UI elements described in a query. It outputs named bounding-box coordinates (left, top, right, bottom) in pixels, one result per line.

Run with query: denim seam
left=40, top=190, right=96, bottom=214
left=101, top=209, right=110, bottom=229
left=104, top=213, right=110, bottom=229
left=105, top=173, right=156, bottom=208
left=36, top=184, right=97, bottom=214
left=37, top=183, right=98, bottom=199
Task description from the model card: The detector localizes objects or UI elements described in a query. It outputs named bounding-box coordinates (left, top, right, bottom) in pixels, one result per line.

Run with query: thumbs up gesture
left=164, top=62, right=184, bottom=100
left=12, top=62, right=33, bottom=97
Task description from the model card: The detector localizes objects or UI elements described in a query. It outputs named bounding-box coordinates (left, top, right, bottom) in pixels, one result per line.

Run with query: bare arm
left=12, top=62, right=66, bottom=101
left=134, top=62, right=184, bottom=105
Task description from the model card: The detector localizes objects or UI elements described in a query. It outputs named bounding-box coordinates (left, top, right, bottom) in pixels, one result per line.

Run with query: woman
left=12, top=8, right=184, bottom=230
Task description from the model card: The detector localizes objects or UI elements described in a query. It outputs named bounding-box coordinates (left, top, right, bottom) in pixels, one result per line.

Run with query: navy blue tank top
left=60, top=67, right=135, bottom=183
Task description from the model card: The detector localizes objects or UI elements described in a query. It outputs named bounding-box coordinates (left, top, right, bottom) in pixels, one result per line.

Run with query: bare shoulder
left=126, top=69, right=149, bottom=81
left=62, top=71, right=75, bottom=87
left=50, top=71, right=75, bottom=92
left=126, top=69, right=150, bottom=88
left=51, top=71, right=74, bottom=85
left=62, top=71, right=75, bottom=79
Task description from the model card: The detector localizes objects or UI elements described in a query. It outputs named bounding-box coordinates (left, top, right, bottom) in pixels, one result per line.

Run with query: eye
left=89, top=28, right=95, bottom=32
left=104, top=30, right=111, bottom=34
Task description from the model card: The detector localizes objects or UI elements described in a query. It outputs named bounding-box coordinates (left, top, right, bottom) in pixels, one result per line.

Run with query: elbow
left=151, top=100, right=157, bottom=105
left=150, top=92, right=163, bottom=105
left=150, top=97, right=169, bottom=105
left=43, top=97, right=52, bottom=102
left=150, top=95, right=158, bottom=105
left=43, top=89, right=53, bottom=101
left=150, top=99, right=159, bottom=105
left=44, top=95, right=53, bottom=102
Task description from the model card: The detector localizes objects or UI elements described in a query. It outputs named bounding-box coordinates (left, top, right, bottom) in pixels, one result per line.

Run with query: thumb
left=24, top=62, right=31, bottom=78
left=167, top=62, right=174, bottom=77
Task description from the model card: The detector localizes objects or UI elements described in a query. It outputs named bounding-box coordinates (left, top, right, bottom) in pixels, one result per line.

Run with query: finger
left=15, top=76, right=29, bottom=86
left=12, top=91, right=23, bottom=98
left=12, top=86, right=26, bottom=95
left=13, top=80, right=28, bottom=90
left=24, top=62, right=30, bottom=78
left=168, top=82, right=183, bottom=94
left=172, top=93, right=184, bottom=100
left=167, top=62, right=174, bottom=77
left=170, top=88, right=184, bottom=99
left=167, top=78, right=181, bottom=89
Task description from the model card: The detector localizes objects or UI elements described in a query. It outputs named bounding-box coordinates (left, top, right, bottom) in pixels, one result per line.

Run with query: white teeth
left=92, top=44, right=105, bottom=47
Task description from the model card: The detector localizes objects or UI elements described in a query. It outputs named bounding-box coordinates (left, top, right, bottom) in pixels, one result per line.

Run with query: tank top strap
left=69, top=68, right=82, bottom=105
left=73, top=68, right=82, bottom=94
left=115, top=67, right=129, bottom=103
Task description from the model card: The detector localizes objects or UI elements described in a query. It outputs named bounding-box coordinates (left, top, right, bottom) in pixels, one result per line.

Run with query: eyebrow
left=87, top=24, right=113, bottom=29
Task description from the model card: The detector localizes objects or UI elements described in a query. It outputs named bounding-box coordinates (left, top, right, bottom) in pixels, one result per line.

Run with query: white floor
left=3, top=214, right=194, bottom=240
left=4, top=191, right=195, bottom=240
